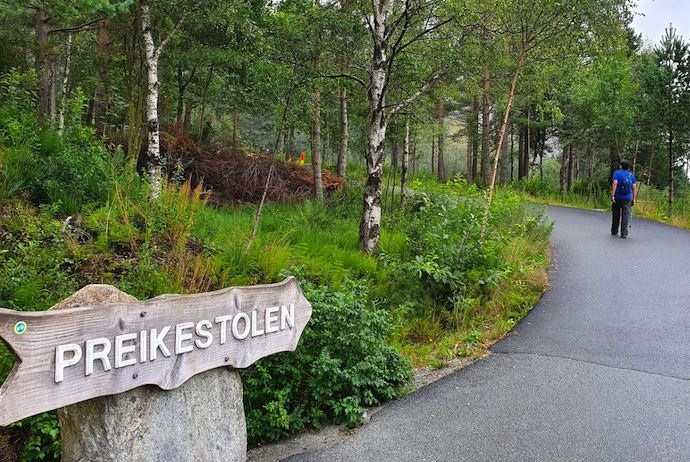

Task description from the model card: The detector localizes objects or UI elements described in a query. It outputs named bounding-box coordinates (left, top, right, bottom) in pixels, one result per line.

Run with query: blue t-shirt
left=613, top=170, right=636, bottom=200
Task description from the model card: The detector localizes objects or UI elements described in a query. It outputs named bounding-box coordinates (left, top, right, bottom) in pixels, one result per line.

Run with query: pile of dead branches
left=161, top=130, right=345, bottom=205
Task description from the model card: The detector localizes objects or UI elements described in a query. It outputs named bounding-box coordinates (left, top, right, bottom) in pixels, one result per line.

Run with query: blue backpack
left=618, top=172, right=633, bottom=195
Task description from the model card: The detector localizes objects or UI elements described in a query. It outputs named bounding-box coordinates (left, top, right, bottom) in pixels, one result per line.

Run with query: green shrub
left=14, top=413, right=60, bottom=462
left=0, top=70, right=117, bottom=214
left=241, top=272, right=412, bottom=445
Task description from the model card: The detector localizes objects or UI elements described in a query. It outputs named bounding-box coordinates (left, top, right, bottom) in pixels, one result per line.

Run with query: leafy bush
left=14, top=413, right=60, bottom=462
left=242, top=272, right=412, bottom=445
left=401, top=179, right=545, bottom=305
left=0, top=70, right=117, bottom=215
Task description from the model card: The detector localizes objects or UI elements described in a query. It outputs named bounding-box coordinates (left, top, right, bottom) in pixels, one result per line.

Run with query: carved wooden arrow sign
left=0, top=277, right=311, bottom=426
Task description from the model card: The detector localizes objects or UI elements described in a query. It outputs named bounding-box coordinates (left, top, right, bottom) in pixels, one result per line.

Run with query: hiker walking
left=611, top=159, right=637, bottom=239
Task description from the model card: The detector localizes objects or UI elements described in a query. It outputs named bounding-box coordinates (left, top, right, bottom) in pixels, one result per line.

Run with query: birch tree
left=354, top=0, right=455, bottom=254
left=140, top=0, right=189, bottom=197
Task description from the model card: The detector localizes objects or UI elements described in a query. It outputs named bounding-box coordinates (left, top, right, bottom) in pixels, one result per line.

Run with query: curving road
left=289, top=206, right=690, bottom=462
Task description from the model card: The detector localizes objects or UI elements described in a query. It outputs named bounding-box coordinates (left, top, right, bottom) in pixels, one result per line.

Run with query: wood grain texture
left=0, top=277, right=311, bottom=426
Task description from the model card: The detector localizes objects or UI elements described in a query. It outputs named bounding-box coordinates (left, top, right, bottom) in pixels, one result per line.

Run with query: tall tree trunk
left=587, top=141, right=595, bottom=203
left=522, top=108, right=531, bottom=178
left=632, top=139, right=639, bottom=175
left=567, top=143, right=574, bottom=192
left=508, top=122, right=515, bottom=183
left=275, top=130, right=285, bottom=157
left=287, top=126, right=295, bottom=158
left=311, top=0, right=323, bottom=201
left=124, top=15, right=145, bottom=160
left=176, top=65, right=184, bottom=125
left=559, top=144, right=568, bottom=200
left=480, top=64, right=491, bottom=186
left=481, top=52, right=524, bottom=238
left=466, top=98, right=475, bottom=182
left=197, top=65, right=214, bottom=142
left=359, top=0, right=392, bottom=254
left=401, top=119, right=410, bottom=206
left=518, top=119, right=524, bottom=179
left=58, top=33, right=72, bottom=134
left=35, top=8, right=50, bottom=119
left=471, top=97, right=479, bottom=183
left=183, top=98, right=194, bottom=132
left=539, top=128, right=545, bottom=178
left=391, top=137, right=398, bottom=205
left=437, top=98, right=446, bottom=180
left=141, top=2, right=163, bottom=195
left=412, top=132, right=417, bottom=174
left=337, top=83, right=349, bottom=178
left=94, top=19, right=111, bottom=137
left=499, top=118, right=509, bottom=186
left=431, top=139, right=435, bottom=174
left=311, top=89, right=323, bottom=200
left=646, top=147, right=654, bottom=186
left=49, top=56, right=57, bottom=124
left=669, top=129, right=674, bottom=216
left=176, top=65, right=196, bottom=127
left=140, top=1, right=188, bottom=196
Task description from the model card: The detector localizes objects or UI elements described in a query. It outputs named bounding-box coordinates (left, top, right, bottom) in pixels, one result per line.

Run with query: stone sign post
left=0, top=276, right=312, bottom=461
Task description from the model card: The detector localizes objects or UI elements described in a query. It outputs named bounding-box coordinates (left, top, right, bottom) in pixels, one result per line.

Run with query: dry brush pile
left=162, top=130, right=346, bottom=205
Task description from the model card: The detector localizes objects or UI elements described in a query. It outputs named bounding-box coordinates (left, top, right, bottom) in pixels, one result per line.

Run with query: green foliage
left=0, top=205, right=80, bottom=312
left=242, top=273, right=412, bottom=445
left=15, top=413, right=61, bottom=462
left=0, top=70, right=118, bottom=215
left=396, top=178, right=550, bottom=311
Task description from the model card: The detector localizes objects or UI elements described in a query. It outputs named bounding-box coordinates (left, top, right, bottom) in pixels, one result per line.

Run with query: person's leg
left=620, top=199, right=632, bottom=237
left=611, top=201, right=621, bottom=235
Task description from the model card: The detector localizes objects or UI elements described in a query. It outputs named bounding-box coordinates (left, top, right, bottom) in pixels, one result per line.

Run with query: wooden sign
left=0, top=277, right=311, bottom=426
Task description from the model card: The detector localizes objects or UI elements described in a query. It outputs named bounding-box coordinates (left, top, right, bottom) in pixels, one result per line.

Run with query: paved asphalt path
left=289, top=206, right=690, bottom=462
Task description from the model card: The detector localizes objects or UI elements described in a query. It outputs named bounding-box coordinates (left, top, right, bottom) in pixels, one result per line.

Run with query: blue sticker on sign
left=14, top=321, right=27, bottom=335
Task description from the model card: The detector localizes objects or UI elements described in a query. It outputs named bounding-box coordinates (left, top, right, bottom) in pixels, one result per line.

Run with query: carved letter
left=114, top=333, right=137, bottom=368
left=265, top=306, right=280, bottom=333
left=232, top=312, right=250, bottom=340
left=195, top=320, right=213, bottom=349
left=85, top=338, right=112, bottom=376
left=55, top=344, right=82, bottom=383
left=175, top=322, right=194, bottom=354
left=150, top=326, right=171, bottom=361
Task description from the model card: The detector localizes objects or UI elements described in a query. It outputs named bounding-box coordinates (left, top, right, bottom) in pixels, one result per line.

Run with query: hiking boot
left=620, top=235, right=627, bottom=239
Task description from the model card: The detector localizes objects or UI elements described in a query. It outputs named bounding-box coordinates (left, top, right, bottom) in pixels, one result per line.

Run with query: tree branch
left=394, top=16, right=455, bottom=56
left=386, top=68, right=446, bottom=121
left=48, top=17, right=104, bottom=35
left=155, top=9, right=191, bottom=58
left=322, top=73, right=367, bottom=87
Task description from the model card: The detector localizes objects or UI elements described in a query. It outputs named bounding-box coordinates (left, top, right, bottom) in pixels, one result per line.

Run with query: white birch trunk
left=49, top=58, right=57, bottom=124
left=58, top=33, right=71, bottom=134
left=141, top=2, right=163, bottom=198
left=311, top=0, right=323, bottom=201
left=311, top=86, right=323, bottom=200
left=337, top=84, right=348, bottom=178
left=359, top=0, right=392, bottom=254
